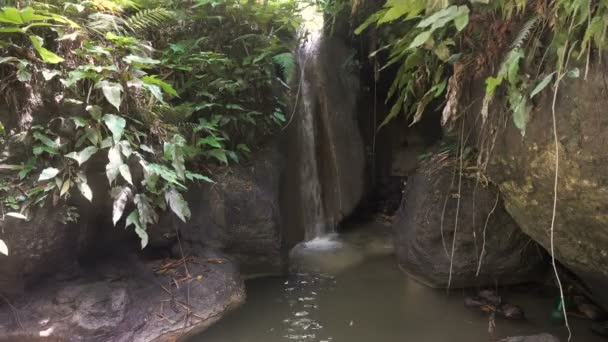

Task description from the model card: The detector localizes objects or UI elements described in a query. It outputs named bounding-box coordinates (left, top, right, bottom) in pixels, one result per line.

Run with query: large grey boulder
left=394, top=154, right=547, bottom=288
left=0, top=251, right=244, bottom=342
left=467, top=61, right=608, bottom=309
left=149, top=147, right=285, bottom=276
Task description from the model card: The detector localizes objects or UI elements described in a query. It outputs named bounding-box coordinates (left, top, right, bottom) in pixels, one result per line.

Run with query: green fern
left=510, top=16, right=540, bottom=50
left=127, top=8, right=175, bottom=31
left=272, top=52, right=296, bottom=83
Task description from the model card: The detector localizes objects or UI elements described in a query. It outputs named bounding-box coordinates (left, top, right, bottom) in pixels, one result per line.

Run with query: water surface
left=195, top=255, right=603, bottom=342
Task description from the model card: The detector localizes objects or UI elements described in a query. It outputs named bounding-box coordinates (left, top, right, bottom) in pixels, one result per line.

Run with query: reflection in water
left=195, top=254, right=604, bottom=342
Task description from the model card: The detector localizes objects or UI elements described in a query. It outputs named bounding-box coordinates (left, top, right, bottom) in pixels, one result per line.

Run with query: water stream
left=193, top=224, right=604, bottom=342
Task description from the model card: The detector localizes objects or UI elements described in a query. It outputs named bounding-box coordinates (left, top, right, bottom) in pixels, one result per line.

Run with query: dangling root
left=447, top=115, right=465, bottom=292
left=476, top=192, right=499, bottom=277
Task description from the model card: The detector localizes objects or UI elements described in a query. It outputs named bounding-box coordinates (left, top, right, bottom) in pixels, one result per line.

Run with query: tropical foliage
left=0, top=0, right=301, bottom=252
left=357, top=0, right=607, bottom=136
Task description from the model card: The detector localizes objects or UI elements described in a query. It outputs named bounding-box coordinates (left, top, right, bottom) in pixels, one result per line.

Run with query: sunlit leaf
left=65, top=146, right=98, bottom=166
left=0, top=240, right=8, bottom=256
left=39, top=167, right=60, bottom=181
left=6, top=212, right=27, bottom=220
left=96, top=81, right=123, bottom=111
left=29, top=35, right=64, bottom=64
left=77, top=181, right=93, bottom=202
left=165, top=188, right=191, bottom=222
left=530, top=73, right=555, bottom=98
left=103, top=114, right=126, bottom=143
left=111, top=186, right=132, bottom=226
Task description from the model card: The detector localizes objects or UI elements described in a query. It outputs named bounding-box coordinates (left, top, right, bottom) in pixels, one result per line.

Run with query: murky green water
left=194, top=252, right=603, bottom=342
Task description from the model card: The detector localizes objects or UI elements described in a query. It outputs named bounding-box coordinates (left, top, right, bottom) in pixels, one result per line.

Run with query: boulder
left=0, top=205, right=81, bottom=296
left=394, top=154, right=547, bottom=288
left=149, top=147, right=285, bottom=276
left=470, top=61, right=608, bottom=309
left=0, top=251, right=244, bottom=342
left=500, top=334, right=560, bottom=342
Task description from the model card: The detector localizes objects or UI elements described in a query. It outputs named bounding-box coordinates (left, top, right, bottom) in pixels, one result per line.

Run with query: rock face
left=149, top=147, right=285, bottom=276
left=0, top=206, right=82, bottom=296
left=0, top=251, right=244, bottom=342
left=394, top=154, right=546, bottom=288
left=500, top=334, right=560, bottom=342
left=471, top=61, right=608, bottom=309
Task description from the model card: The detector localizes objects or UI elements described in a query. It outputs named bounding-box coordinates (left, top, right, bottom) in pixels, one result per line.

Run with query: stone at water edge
left=500, top=334, right=560, bottom=342
left=0, top=252, right=245, bottom=342
left=393, top=154, right=547, bottom=288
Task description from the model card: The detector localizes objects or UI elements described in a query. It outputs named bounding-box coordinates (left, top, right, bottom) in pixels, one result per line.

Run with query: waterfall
left=283, top=10, right=365, bottom=243
left=297, top=30, right=330, bottom=241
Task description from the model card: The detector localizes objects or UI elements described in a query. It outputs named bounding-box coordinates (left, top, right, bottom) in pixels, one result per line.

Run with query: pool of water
left=194, top=230, right=603, bottom=342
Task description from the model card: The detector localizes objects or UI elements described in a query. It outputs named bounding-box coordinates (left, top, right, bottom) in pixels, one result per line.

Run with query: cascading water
left=297, top=28, right=330, bottom=241
left=286, top=8, right=366, bottom=243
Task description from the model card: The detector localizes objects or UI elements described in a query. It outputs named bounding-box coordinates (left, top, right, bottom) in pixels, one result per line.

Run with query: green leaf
left=142, top=76, right=178, bottom=97
left=409, top=31, right=432, bottom=49
left=28, top=35, right=64, bottom=64
left=355, top=12, right=381, bottom=34
left=165, top=188, right=191, bottom=223
left=134, top=194, right=158, bottom=226
left=60, top=179, right=71, bottom=197
left=185, top=171, right=214, bottom=183
left=125, top=210, right=148, bottom=249
left=530, top=73, right=555, bottom=98
left=0, top=239, right=7, bottom=256
left=65, top=146, right=98, bottom=166
left=454, top=10, right=469, bottom=32
left=111, top=186, right=132, bottom=226
left=272, top=53, right=296, bottom=83
left=103, top=114, right=126, bottom=143
left=0, top=7, right=24, bottom=24
left=41, top=69, right=61, bottom=81
left=77, top=180, right=93, bottom=202
left=96, top=81, right=123, bottom=111
left=198, top=136, right=223, bottom=149
left=39, top=167, right=60, bottom=181
left=566, top=68, right=580, bottom=79
left=86, top=105, right=103, bottom=121
left=509, top=90, right=531, bottom=137
left=119, top=164, right=133, bottom=185
left=208, top=149, right=228, bottom=164
left=106, top=145, right=123, bottom=184
left=123, top=55, right=160, bottom=65
left=146, top=163, right=185, bottom=188
left=6, top=212, right=27, bottom=220
left=125, top=210, right=140, bottom=230
left=33, top=131, right=59, bottom=149
left=71, top=117, right=88, bottom=128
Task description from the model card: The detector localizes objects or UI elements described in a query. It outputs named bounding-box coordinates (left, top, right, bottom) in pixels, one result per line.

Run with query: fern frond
left=272, top=52, right=296, bottom=83
left=127, top=8, right=175, bottom=31
left=87, top=12, right=132, bottom=34
left=510, top=16, right=540, bottom=50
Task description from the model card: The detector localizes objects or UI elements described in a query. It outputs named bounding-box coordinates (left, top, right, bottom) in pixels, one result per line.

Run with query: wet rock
left=149, top=146, right=285, bottom=276
left=500, top=303, right=525, bottom=320
left=0, top=205, right=82, bottom=296
left=591, top=321, right=608, bottom=337
left=467, top=60, right=608, bottom=310
left=500, top=334, right=560, bottom=342
left=0, top=251, right=245, bottom=341
left=573, top=295, right=607, bottom=321
left=394, top=154, right=547, bottom=288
